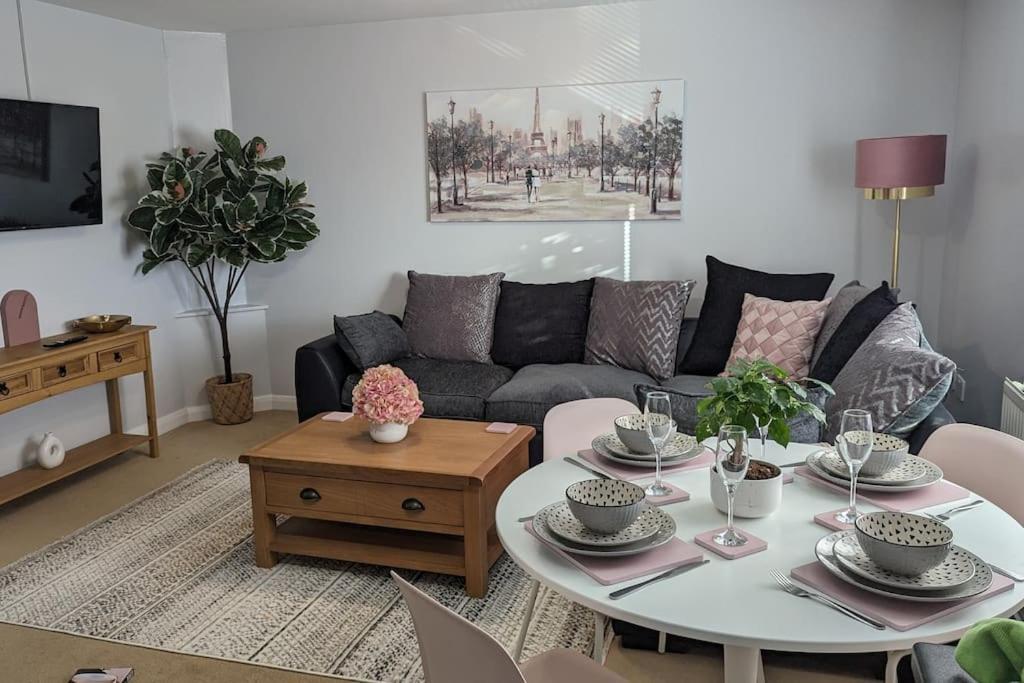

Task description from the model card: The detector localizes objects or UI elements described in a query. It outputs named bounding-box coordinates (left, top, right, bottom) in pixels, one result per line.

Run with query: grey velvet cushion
left=342, top=357, right=512, bottom=420
left=333, top=311, right=409, bottom=370
left=911, top=643, right=974, bottom=683
left=402, top=271, right=504, bottom=363
left=635, top=379, right=827, bottom=443
left=810, top=280, right=870, bottom=369
left=584, top=277, right=696, bottom=381
left=825, top=303, right=956, bottom=441
left=485, top=363, right=654, bottom=428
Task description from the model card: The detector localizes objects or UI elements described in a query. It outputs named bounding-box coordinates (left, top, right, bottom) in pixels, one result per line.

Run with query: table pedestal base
left=723, top=645, right=764, bottom=683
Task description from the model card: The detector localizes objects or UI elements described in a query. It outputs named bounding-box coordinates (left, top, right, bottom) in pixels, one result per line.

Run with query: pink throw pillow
left=725, top=294, right=831, bottom=378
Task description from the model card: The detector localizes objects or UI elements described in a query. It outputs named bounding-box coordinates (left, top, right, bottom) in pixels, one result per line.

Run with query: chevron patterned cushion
left=584, top=277, right=695, bottom=380
left=825, top=303, right=956, bottom=441
left=725, top=294, right=830, bottom=378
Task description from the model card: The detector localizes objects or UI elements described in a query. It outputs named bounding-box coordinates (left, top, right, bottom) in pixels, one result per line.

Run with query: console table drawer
left=0, top=369, right=35, bottom=403
left=41, top=354, right=94, bottom=388
left=265, top=472, right=464, bottom=527
left=98, top=340, right=143, bottom=371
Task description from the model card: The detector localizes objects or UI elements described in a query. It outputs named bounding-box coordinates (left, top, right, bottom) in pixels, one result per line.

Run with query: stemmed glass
left=714, top=424, right=750, bottom=546
left=753, top=414, right=773, bottom=465
left=834, top=409, right=874, bottom=524
left=643, top=391, right=674, bottom=497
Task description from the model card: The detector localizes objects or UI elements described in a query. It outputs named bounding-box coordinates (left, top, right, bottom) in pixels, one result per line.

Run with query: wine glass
left=644, top=391, right=674, bottom=497
left=834, top=409, right=874, bottom=524
left=752, top=414, right=773, bottom=465
left=714, top=425, right=750, bottom=546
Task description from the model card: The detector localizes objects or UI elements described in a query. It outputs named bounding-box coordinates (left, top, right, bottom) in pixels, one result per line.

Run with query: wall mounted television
left=0, top=97, right=101, bottom=232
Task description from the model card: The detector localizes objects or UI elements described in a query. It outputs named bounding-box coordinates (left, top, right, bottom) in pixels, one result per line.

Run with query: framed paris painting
left=425, top=79, right=684, bottom=222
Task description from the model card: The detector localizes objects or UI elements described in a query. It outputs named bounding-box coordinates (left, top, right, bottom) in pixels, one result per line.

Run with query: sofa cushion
left=584, top=277, right=695, bottom=380
left=810, top=282, right=899, bottom=383
left=825, top=303, right=956, bottom=441
left=485, top=363, right=653, bottom=427
left=342, top=357, right=513, bottom=421
left=724, top=294, right=830, bottom=378
left=680, top=256, right=834, bottom=376
left=402, top=270, right=504, bottom=363
left=333, top=311, right=410, bottom=370
left=635, top=380, right=827, bottom=443
left=810, top=280, right=870, bottom=369
left=491, top=279, right=594, bottom=368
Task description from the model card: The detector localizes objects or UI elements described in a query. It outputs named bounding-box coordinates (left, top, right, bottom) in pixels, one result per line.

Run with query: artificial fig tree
left=127, top=129, right=318, bottom=384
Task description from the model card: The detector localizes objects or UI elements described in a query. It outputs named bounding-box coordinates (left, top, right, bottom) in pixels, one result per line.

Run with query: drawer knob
left=58, top=365, right=68, bottom=378
left=299, top=487, right=321, bottom=502
left=0, top=382, right=8, bottom=396
left=113, top=351, right=123, bottom=363
left=401, top=498, right=425, bottom=512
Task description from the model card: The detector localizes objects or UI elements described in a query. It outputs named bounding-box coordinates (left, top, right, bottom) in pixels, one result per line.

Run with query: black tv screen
left=0, top=98, right=101, bottom=231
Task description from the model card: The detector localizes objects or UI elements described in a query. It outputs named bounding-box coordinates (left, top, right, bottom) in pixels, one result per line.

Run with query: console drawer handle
left=402, top=498, right=425, bottom=512
left=113, top=351, right=123, bottom=363
left=58, top=365, right=68, bottom=378
left=299, top=488, right=321, bottom=502
left=0, top=382, right=8, bottom=396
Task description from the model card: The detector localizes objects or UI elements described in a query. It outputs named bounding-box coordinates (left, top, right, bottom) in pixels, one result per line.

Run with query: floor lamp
left=855, top=135, right=947, bottom=289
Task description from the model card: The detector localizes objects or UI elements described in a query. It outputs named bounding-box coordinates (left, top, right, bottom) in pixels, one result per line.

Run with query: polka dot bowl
left=565, top=478, right=647, bottom=534
left=854, top=511, right=953, bottom=576
left=614, top=414, right=677, bottom=455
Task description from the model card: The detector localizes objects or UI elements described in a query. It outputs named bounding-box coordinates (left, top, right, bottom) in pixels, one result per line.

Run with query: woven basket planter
left=205, top=373, right=254, bottom=425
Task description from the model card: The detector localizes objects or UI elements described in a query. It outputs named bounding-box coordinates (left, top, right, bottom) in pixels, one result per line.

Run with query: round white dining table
left=496, top=441, right=1024, bottom=683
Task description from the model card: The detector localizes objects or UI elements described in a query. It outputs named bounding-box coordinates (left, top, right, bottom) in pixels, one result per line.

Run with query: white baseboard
left=126, top=394, right=298, bottom=436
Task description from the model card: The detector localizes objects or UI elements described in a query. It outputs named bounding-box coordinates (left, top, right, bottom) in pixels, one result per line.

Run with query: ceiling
left=40, top=0, right=634, bottom=32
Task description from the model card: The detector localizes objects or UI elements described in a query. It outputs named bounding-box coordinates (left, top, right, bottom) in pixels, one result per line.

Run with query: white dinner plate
left=593, top=433, right=700, bottom=461
left=545, top=501, right=663, bottom=547
left=533, top=502, right=676, bottom=557
left=816, top=450, right=938, bottom=486
left=805, top=451, right=941, bottom=492
left=832, top=533, right=976, bottom=591
left=592, top=435, right=704, bottom=469
left=814, top=530, right=993, bottom=602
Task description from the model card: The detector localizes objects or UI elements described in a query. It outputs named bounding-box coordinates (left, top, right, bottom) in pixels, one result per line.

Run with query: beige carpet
left=0, top=411, right=879, bottom=681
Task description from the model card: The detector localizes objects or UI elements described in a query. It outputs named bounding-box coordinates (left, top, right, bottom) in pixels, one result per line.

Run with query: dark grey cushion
left=635, top=380, right=827, bottom=443
left=342, top=357, right=512, bottom=420
left=911, top=643, right=974, bottom=683
left=333, top=311, right=410, bottom=370
left=491, top=279, right=594, bottom=368
left=402, top=270, right=504, bottom=363
left=485, top=363, right=654, bottom=427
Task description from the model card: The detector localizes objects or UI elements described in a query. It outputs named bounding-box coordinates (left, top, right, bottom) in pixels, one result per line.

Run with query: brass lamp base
left=862, top=184, right=936, bottom=288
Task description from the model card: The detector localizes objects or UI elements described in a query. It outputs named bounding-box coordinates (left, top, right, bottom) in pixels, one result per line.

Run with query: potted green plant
left=698, top=359, right=833, bottom=517
left=126, top=129, right=319, bottom=424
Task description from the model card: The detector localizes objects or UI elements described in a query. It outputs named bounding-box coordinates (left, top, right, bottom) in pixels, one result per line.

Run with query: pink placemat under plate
left=794, top=466, right=971, bottom=512
left=790, top=562, right=1014, bottom=631
left=578, top=447, right=714, bottom=481
left=525, top=521, right=703, bottom=585
left=694, top=527, right=767, bottom=559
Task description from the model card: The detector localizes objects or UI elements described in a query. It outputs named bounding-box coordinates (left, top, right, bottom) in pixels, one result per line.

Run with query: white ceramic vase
left=709, top=459, right=783, bottom=518
left=369, top=422, right=408, bottom=444
left=37, top=432, right=66, bottom=469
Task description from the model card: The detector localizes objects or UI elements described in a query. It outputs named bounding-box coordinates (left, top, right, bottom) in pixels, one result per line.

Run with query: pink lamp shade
left=855, top=134, right=947, bottom=189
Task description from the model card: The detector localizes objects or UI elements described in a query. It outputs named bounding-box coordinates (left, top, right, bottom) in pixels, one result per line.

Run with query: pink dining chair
left=919, top=423, right=1024, bottom=524
left=542, top=397, right=638, bottom=461
left=392, top=571, right=627, bottom=683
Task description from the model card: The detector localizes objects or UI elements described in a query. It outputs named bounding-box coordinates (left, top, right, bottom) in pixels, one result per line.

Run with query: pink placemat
left=321, top=411, right=353, bottom=422
left=578, top=447, right=714, bottom=481
left=525, top=521, right=703, bottom=585
left=695, top=527, right=767, bottom=559
left=814, top=509, right=855, bottom=531
left=795, top=466, right=971, bottom=512
left=790, top=562, right=1015, bottom=631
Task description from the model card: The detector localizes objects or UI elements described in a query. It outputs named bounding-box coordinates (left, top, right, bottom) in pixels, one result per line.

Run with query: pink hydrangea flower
left=352, top=364, right=424, bottom=426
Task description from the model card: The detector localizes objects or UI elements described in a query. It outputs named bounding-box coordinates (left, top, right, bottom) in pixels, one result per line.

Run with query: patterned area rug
left=0, top=461, right=597, bottom=682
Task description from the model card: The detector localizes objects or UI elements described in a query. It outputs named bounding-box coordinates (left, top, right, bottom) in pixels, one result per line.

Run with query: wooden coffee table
left=240, top=415, right=534, bottom=597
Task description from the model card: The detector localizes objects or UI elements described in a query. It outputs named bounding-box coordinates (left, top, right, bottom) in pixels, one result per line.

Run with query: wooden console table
left=0, top=325, right=158, bottom=506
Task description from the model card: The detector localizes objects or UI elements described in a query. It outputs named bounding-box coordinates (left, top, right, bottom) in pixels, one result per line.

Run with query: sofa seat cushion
left=485, top=364, right=653, bottom=428
left=342, top=357, right=513, bottom=420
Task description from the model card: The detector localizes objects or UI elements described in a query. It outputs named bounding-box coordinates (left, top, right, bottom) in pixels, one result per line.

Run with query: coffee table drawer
left=264, top=472, right=464, bottom=527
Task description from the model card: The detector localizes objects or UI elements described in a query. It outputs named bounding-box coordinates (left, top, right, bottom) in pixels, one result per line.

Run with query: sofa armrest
left=295, top=333, right=355, bottom=421
left=908, top=402, right=956, bottom=455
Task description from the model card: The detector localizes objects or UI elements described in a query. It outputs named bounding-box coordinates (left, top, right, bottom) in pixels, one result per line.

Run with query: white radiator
left=1001, top=378, right=1024, bottom=440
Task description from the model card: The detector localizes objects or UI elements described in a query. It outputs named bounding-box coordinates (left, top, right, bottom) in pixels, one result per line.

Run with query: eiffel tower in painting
left=527, top=87, right=548, bottom=157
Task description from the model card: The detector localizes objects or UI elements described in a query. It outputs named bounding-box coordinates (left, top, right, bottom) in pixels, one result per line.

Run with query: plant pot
left=205, top=373, right=254, bottom=425
left=709, top=459, right=783, bottom=518
left=369, top=421, right=408, bottom=444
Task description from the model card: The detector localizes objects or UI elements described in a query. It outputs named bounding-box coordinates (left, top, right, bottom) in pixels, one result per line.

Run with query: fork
left=926, top=499, right=984, bottom=522
left=770, top=570, right=886, bottom=630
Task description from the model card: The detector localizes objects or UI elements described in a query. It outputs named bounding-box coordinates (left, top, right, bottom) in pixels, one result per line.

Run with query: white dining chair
left=392, top=571, right=627, bottom=683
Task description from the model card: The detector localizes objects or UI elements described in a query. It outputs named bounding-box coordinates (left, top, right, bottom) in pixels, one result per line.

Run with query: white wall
left=226, top=0, right=966, bottom=398
left=0, top=1, right=268, bottom=477
left=937, top=0, right=1024, bottom=426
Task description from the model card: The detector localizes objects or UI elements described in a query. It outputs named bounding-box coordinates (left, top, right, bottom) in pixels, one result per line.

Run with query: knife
left=988, top=563, right=1024, bottom=582
left=564, top=456, right=612, bottom=480
left=609, top=559, right=710, bottom=599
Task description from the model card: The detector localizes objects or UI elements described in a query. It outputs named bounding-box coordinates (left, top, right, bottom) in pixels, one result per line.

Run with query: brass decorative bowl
left=74, top=314, right=132, bottom=334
